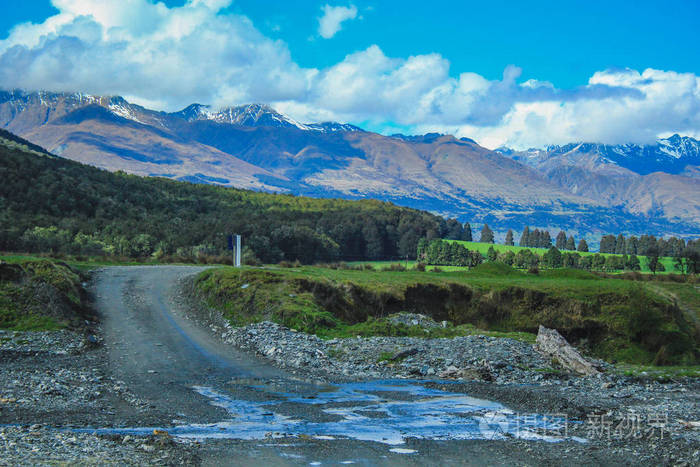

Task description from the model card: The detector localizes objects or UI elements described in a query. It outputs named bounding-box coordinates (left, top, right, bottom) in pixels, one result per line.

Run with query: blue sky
left=1, top=1, right=699, bottom=148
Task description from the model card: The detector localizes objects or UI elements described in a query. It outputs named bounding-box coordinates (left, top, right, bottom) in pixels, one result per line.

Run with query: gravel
left=0, top=329, right=197, bottom=465
left=211, top=318, right=700, bottom=464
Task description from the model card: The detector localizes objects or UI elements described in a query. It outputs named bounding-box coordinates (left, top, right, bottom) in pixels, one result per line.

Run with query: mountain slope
left=2, top=90, right=698, bottom=235
left=499, top=141, right=700, bottom=226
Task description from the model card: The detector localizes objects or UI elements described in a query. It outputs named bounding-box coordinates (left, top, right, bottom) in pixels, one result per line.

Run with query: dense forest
left=0, top=130, right=445, bottom=263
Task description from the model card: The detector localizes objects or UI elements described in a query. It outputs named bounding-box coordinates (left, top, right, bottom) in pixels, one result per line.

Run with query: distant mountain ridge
left=498, top=135, right=700, bottom=176
left=1, top=89, right=698, bottom=237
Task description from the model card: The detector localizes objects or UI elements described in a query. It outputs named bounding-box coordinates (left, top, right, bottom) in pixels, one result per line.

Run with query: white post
left=235, top=235, right=241, bottom=267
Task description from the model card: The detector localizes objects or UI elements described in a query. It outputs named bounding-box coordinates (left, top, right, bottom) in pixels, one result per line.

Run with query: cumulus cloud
left=318, top=4, right=358, bottom=39
left=0, top=0, right=698, bottom=149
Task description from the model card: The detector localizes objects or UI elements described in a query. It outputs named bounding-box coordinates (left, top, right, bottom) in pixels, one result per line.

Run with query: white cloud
left=0, top=0, right=698, bottom=149
left=318, top=4, right=358, bottom=39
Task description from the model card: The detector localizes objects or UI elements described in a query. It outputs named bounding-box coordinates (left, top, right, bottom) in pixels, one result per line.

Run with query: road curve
left=93, top=265, right=286, bottom=423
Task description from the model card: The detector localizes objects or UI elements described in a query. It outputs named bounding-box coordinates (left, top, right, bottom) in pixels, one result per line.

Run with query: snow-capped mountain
left=0, top=90, right=362, bottom=134
left=501, top=136, right=700, bottom=175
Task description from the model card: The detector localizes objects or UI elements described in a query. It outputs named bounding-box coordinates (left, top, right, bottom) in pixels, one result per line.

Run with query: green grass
left=614, top=364, right=700, bottom=380
left=445, top=240, right=677, bottom=273
left=196, top=264, right=699, bottom=365
left=0, top=258, right=89, bottom=331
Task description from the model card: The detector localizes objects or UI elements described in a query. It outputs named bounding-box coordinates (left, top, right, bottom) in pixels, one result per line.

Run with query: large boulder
left=535, top=325, right=601, bottom=376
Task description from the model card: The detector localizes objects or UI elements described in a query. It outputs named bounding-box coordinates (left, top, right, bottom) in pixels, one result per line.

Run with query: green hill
left=0, top=130, right=442, bottom=263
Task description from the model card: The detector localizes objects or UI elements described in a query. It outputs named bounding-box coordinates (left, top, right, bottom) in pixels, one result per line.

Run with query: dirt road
left=4, top=265, right=694, bottom=465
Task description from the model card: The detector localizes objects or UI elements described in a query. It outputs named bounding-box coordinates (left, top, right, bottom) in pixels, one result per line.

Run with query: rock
left=535, top=326, right=600, bottom=376
left=390, top=348, right=419, bottom=361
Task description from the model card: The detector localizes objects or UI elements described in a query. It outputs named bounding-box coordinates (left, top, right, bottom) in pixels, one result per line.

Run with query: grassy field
left=445, top=240, right=678, bottom=273
left=196, top=263, right=699, bottom=365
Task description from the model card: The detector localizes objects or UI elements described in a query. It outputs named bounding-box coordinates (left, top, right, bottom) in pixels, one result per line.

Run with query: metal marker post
left=235, top=235, right=241, bottom=267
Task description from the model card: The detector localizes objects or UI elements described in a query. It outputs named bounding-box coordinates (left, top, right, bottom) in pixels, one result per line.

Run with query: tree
left=462, top=223, right=473, bottom=241
left=555, top=231, right=567, bottom=250
left=504, top=229, right=514, bottom=246
left=566, top=235, right=576, bottom=251
left=577, top=238, right=589, bottom=252
left=502, top=250, right=515, bottom=266
left=599, top=235, right=616, bottom=253
left=445, top=219, right=463, bottom=240
left=683, top=247, right=700, bottom=274
left=646, top=245, right=660, bottom=275
left=416, top=238, right=428, bottom=260
left=615, top=234, right=626, bottom=254
left=542, top=231, right=552, bottom=248
left=627, top=255, right=641, bottom=271
left=562, top=252, right=580, bottom=268
left=543, top=247, right=563, bottom=268
left=519, top=226, right=530, bottom=247
left=487, top=246, right=498, bottom=262
left=479, top=224, right=494, bottom=243
left=591, top=254, right=606, bottom=270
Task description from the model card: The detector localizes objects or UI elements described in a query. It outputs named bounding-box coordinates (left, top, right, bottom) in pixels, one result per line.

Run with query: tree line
left=417, top=239, right=699, bottom=274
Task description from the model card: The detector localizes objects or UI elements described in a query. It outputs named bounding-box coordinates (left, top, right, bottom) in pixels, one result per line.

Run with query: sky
left=1, top=0, right=699, bottom=149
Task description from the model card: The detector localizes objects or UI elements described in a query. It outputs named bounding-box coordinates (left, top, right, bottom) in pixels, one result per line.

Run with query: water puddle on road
left=77, top=380, right=585, bottom=451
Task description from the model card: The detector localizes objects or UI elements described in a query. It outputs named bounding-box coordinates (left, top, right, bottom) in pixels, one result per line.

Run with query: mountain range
left=1, top=90, right=698, bottom=237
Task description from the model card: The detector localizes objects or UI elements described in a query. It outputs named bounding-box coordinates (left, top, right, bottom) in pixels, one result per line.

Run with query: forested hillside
left=0, top=130, right=443, bottom=263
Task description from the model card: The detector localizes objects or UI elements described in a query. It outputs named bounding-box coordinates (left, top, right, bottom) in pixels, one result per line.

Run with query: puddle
left=74, top=380, right=584, bottom=447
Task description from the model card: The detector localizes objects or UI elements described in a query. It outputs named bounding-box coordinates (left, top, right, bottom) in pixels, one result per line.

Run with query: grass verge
left=195, top=264, right=699, bottom=365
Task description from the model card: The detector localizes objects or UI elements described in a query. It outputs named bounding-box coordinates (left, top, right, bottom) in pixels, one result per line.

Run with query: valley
left=2, top=90, right=698, bottom=236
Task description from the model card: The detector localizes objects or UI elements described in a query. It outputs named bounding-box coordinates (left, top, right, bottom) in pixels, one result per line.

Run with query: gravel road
left=1, top=265, right=698, bottom=465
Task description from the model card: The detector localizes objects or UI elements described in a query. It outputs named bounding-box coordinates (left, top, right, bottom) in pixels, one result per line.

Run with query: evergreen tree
left=487, top=246, right=498, bottom=262
left=566, top=235, right=575, bottom=251
left=615, top=234, right=626, bottom=254
left=555, top=231, right=567, bottom=249
left=627, top=254, right=641, bottom=271
left=469, top=250, right=484, bottom=267
left=599, top=235, right=616, bottom=253
left=626, top=236, right=638, bottom=255
left=504, top=229, right=514, bottom=246
left=462, top=223, right=473, bottom=242
left=502, top=250, right=515, bottom=266
left=479, top=224, right=495, bottom=243
left=445, top=219, right=463, bottom=240
left=542, top=231, right=552, bottom=248
left=638, top=235, right=657, bottom=256
left=591, top=254, right=606, bottom=270
left=519, top=226, right=530, bottom=247
left=577, top=238, right=588, bottom=252
left=543, top=247, right=563, bottom=268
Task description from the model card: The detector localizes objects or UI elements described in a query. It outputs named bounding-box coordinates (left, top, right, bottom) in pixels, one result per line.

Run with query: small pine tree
left=519, top=226, right=530, bottom=247
left=504, top=229, right=514, bottom=246
left=462, top=222, right=473, bottom=242
left=542, top=231, right=552, bottom=248
left=555, top=231, right=567, bottom=250
left=487, top=246, right=498, bottom=262
left=565, top=235, right=575, bottom=251
left=577, top=238, right=589, bottom=252
left=615, top=234, right=626, bottom=254
left=479, top=224, right=495, bottom=243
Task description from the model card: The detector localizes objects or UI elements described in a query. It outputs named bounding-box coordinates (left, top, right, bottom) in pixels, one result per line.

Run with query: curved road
left=96, top=266, right=285, bottom=418
left=92, top=266, right=586, bottom=466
